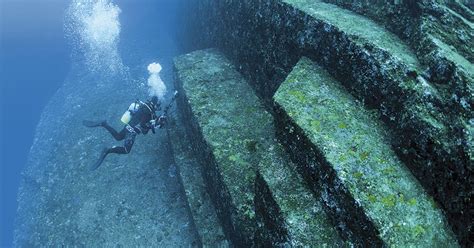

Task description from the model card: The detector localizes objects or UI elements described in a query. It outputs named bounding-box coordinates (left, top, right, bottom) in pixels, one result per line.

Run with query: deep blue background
left=1, top=0, right=183, bottom=246
left=1, top=0, right=71, bottom=246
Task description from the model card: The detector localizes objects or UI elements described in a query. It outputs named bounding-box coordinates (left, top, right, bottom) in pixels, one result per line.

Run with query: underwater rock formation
left=274, top=57, right=457, bottom=246
left=174, top=49, right=344, bottom=246
left=15, top=66, right=199, bottom=247
left=167, top=103, right=228, bottom=247
left=177, top=0, right=472, bottom=246
left=15, top=0, right=471, bottom=246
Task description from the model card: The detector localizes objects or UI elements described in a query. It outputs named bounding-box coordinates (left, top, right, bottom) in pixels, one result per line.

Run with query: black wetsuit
left=86, top=100, right=159, bottom=170
left=103, top=101, right=157, bottom=155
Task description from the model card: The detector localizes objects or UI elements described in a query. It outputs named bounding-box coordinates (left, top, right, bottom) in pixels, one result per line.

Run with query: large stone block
left=316, top=2, right=473, bottom=244
left=181, top=1, right=472, bottom=244
left=174, top=49, right=344, bottom=246
left=168, top=116, right=228, bottom=247
left=274, top=57, right=458, bottom=247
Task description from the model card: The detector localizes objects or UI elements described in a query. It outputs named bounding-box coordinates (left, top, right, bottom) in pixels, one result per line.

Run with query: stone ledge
left=181, top=1, right=472, bottom=243
left=174, top=49, right=343, bottom=246
left=274, top=57, right=459, bottom=247
left=168, top=116, right=228, bottom=247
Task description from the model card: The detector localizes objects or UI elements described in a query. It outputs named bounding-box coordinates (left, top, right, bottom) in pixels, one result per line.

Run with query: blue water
left=1, top=1, right=71, bottom=246
left=1, top=0, right=185, bottom=246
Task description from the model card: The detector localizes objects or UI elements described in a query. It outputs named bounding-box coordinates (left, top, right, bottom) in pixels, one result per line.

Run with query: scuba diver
left=83, top=91, right=178, bottom=170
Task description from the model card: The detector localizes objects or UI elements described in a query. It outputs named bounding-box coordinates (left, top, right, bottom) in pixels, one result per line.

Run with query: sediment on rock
left=274, top=57, right=459, bottom=247
left=179, top=1, right=473, bottom=244
left=174, top=49, right=345, bottom=246
left=167, top=114, right=229, bottom=247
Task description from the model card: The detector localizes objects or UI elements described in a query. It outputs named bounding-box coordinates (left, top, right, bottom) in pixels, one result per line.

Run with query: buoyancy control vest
left=120, top=100, right=156, bottom=127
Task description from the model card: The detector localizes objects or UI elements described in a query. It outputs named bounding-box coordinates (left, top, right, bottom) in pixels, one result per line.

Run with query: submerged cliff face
left=14, top=63, right=199, bottom=247
left=175, top=0, right=472, bottom=246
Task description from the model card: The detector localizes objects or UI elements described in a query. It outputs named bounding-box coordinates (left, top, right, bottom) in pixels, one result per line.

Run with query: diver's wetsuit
left=103, top=102, right=156, bottom=155
left=85, top=100, right=159, bottom=170
left=101, top=123, right=137, bottom=154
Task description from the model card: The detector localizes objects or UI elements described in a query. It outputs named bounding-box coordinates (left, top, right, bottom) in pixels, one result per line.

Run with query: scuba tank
left=121, top=91, right=178, bottom=125
left=121, top=102, right=140, bottom=124
left=120, top=111, right=132, bottom=124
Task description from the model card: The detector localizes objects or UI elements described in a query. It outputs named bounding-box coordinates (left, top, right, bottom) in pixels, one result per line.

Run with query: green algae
left=174, top=49, right=344, bottom=246
left=381, top=195, right=396, bottom=208
left=274, top=57, right=459, bottom=247
left=284, top=0, right=421, bottom=69
left=168, top=117, right=228, bottom=246
left=429, top=34, right=474, bottom=78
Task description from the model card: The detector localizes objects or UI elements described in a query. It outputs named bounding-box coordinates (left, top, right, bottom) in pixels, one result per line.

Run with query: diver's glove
left=149, top=115, right=166, bottom=129
left=157, top=115, right=167, bottom=128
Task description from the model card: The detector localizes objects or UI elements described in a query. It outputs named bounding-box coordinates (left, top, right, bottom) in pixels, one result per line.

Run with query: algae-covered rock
left=180, top=0, right=472, bottom=245
left=317, top=1, right=473, bottom=244
left=167, top=113, right=228, bottom=247
left=174, top=49, right=258, bottom=246
left=174, top=49, right=345, bottom=246
left=274, top=57, right=459, bottom=247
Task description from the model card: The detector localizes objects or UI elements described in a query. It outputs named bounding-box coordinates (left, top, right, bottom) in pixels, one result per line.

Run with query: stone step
left=167, top=116, right=229, bottom=247
left=309, top=1, right=473, bottom=244
left=256, top=141, right=346, bottom=246
left=276, top=1, right=473, bottom=244
left=274, top=57, right=459, bottom=247
left=428, top=34, right=474, bottom=79
left=445, top=5, right=474, bottom=29
left=280, top=0, right=463, bottom=121
left=182, top=0, right=471, bottom=244
left=321, top=0, right=473, bottom=117
left=286, top=0, right=421, bottom=69
left=174, top=49, right=345, bottom=246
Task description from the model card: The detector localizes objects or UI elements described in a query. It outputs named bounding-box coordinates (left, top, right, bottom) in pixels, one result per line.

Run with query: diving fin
left=90, top=148, right=108, bottom=171
left=83, top=120, right=105, bottom=128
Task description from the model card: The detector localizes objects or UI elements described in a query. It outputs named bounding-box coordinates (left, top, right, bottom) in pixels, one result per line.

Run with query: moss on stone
left=174, top=49, right=344, bottom=246
left=284, top=0, right=421, bottom=69
left=274, top=57, right=459, bottom=247
left=168, top=114, right=228, bottom=247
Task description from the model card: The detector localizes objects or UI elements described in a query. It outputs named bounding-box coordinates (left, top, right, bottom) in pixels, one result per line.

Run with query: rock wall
left=178, top=0, right=472, bottom=245
left=15, top=66, right=199, bottom=247
left=274, top=56, right=457, bottom=246
left=173, top=49, right=344, bottom=246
